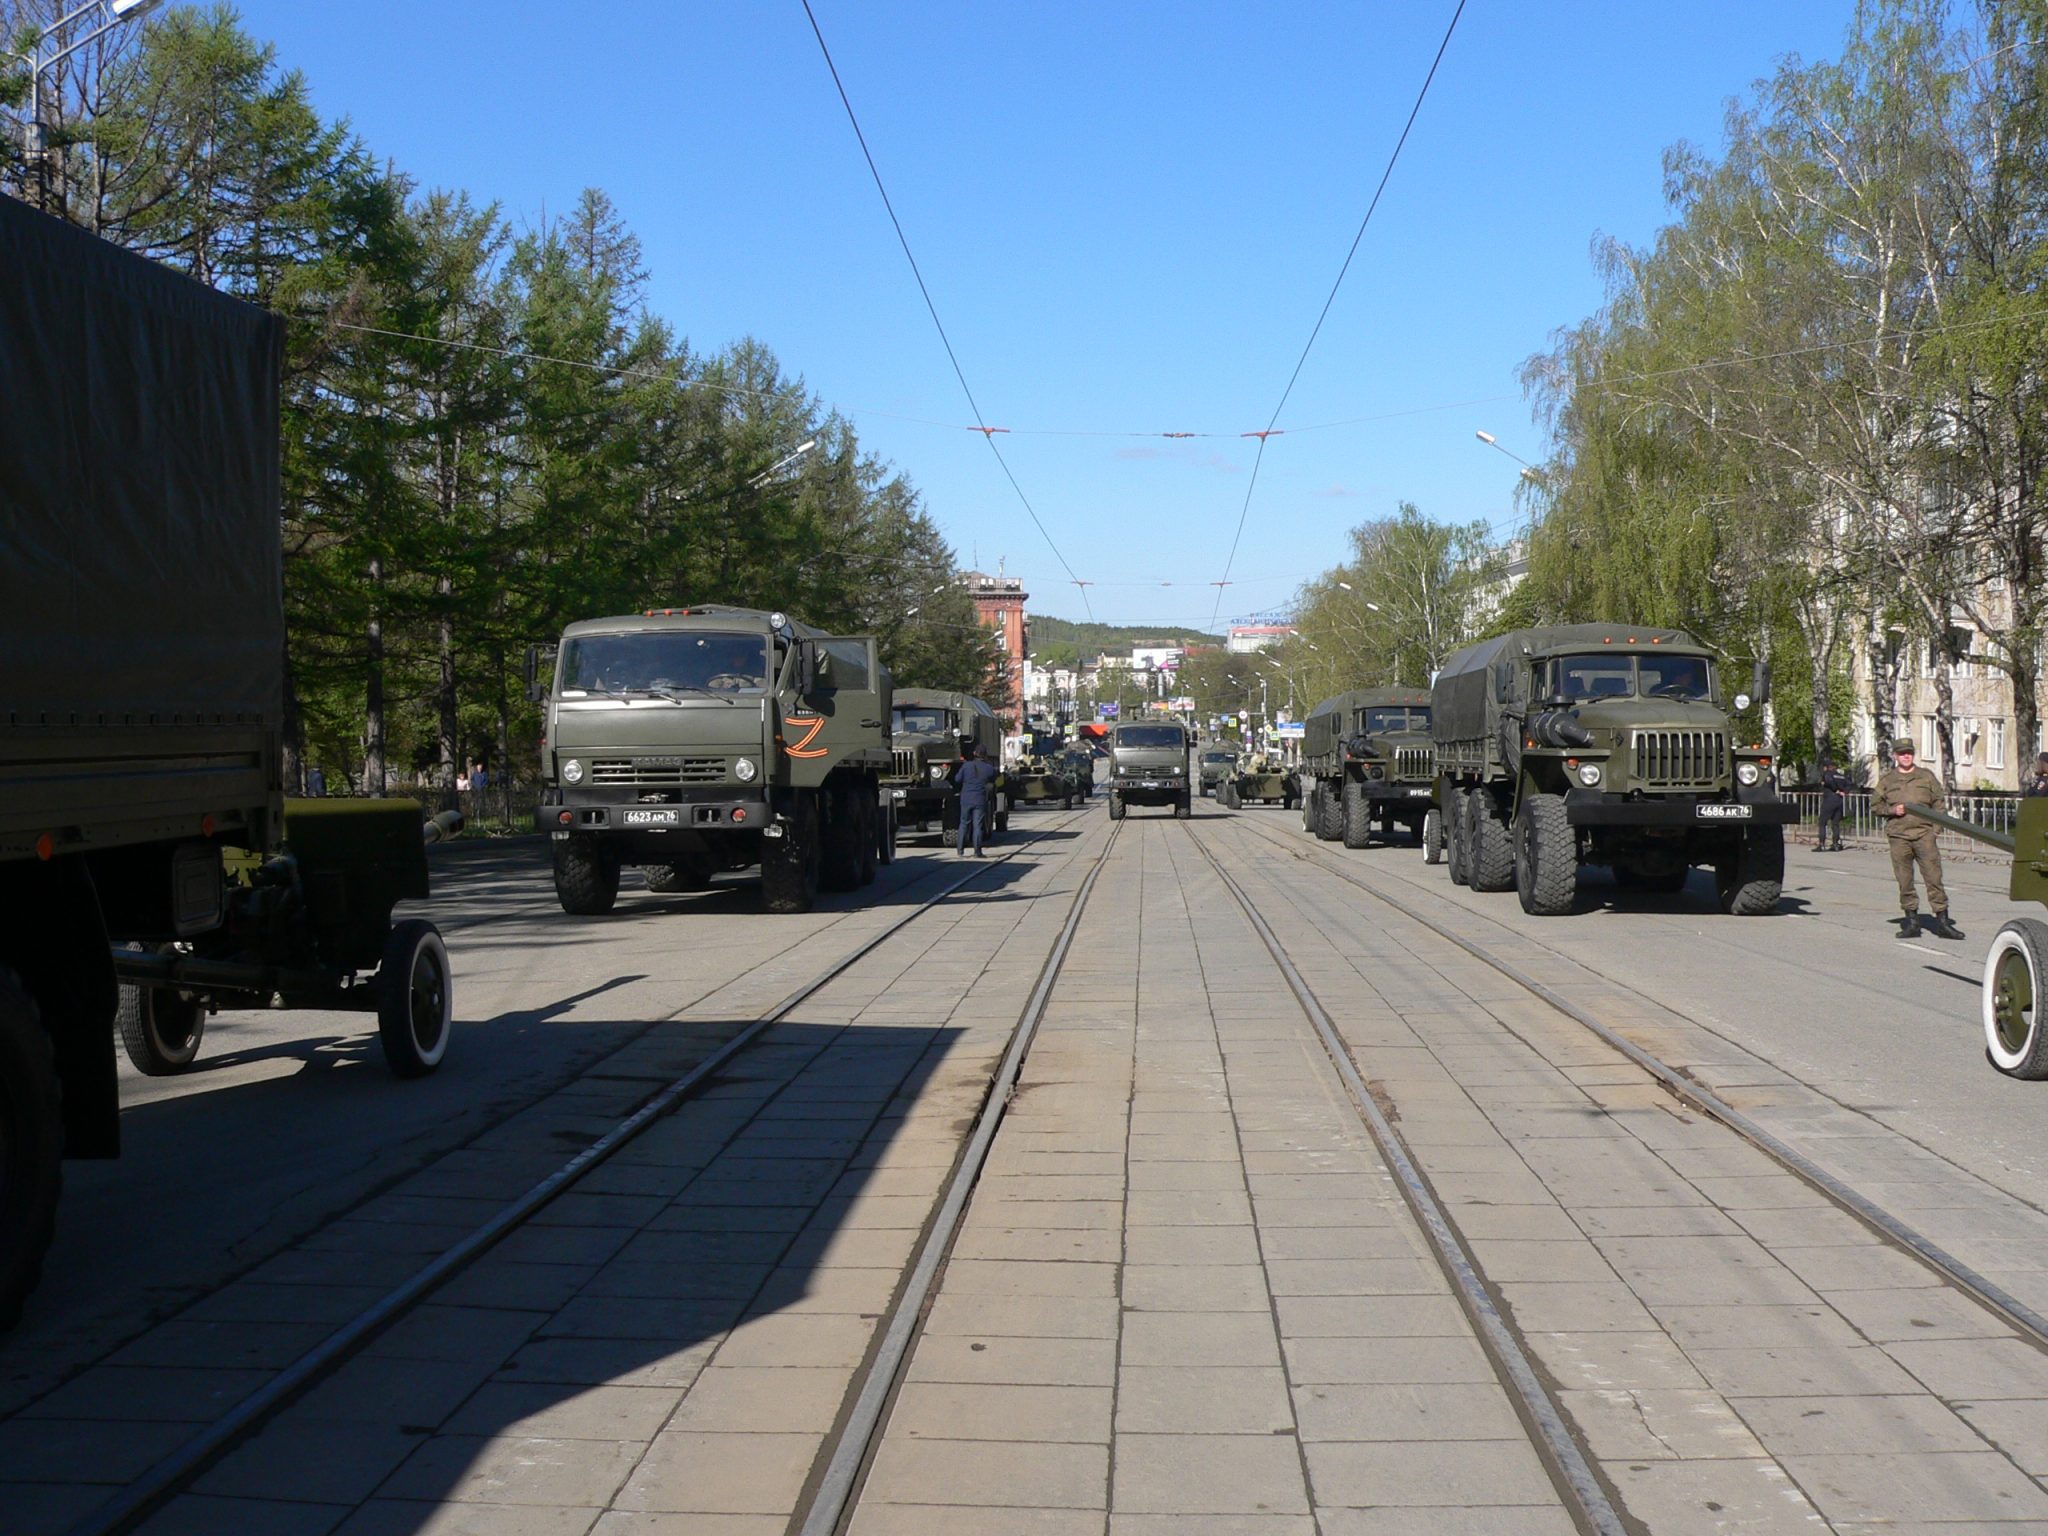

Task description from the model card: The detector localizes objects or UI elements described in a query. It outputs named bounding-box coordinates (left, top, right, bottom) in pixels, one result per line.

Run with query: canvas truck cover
left=0, top=194, right=284, bottom=724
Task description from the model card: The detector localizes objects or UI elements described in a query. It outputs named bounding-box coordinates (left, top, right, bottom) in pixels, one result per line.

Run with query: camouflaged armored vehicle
left=1108, top=721, right=1192, bottom=820
left=1222, top=754, right=1298, bottom=809
left=1061, top=746, right=1098, bottom=798
left=1010, top=753, right=1079, bottom=809
left=1431, top=624, right=1792, bottom=916
left=883, top=688, right=1007, bottom=841
left=1198, top=747, right=1240, bottom=797
left=1301, top=689, right=1435, bottom=849
left=538, top=606, right=893, bottom=916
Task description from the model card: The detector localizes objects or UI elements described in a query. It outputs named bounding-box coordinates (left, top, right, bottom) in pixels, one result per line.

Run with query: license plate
left=623, top=808, right=679, bottom=826
left=1696, top=803, right=1752, bottom=820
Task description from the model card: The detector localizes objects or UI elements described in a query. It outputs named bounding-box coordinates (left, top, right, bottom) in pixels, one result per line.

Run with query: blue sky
left=231, top=1, right=1862, bottom=630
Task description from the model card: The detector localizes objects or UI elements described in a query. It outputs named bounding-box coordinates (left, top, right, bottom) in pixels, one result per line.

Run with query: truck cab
left=1108, top=721, right=1192, bottom=820
left=1301, top=688, right=1435, bottom=848
left=882, top=688, right=1007, bottom=839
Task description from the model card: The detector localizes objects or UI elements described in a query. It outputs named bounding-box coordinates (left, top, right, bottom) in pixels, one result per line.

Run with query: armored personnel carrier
left=1222, top=754, right=1298, bottom=809
left=1431, top=625, right=1793, bottom=916
left=882, top=688, right=1007, bottom=840
left=1009, top=753, right=1078, bottom=808
left=1300, top=689, right=1435, bottom=848
left=537, top=607, right=892, bottom=915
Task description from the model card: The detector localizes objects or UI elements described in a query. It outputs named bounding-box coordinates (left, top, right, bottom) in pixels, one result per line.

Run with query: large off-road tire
left=1342, top=778, right=1372, bottom=849
left=1985, top=919, right=2048, bottom=1079
left=1315, top=782, right=1345, bottom=842
left=1447, top=790, right=1471, bottom=885
left=1423, top=807, right=1444, bottom=866
left=1174, top=793, right=1192, bottom=820
left=1303, top=787, right=1317, bottom=834
left=876, top=799, right=897, bottom=866
left=642, top=856, right=713, bottom=894
left=855, top=793, right=878, bottom=886
left=0, top=969, right=62, bottom=1332
left=1466, top=788, right=1516, bottom=892
left=821, top=782, right=865, bottom=892
left=1715, top=826, right=1784, bottom=915
left=995, top=794, right=1010, bottom=836
left=762, top=792, right=822, bottom=913
left=378, top=919, right=453, bottom=1078
left=1109, top=792, right=1126, bottom=822
left=1514, top=793, right=1576, bottom=916
left=553, top=837, right=620, bottom=916
left=115, top=981, right=206, bottom=1076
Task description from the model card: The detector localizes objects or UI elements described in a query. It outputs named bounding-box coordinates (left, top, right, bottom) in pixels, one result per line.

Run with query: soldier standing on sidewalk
left=1878, top=739, right=1962, bottom=940
left=1817, top=757, right=1848, bottom=852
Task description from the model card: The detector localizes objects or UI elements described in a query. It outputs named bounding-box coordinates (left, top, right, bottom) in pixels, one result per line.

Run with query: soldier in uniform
left=1878, top=739, right=1962, bottom=940
left=1817, top=757, right=1848, bottom=851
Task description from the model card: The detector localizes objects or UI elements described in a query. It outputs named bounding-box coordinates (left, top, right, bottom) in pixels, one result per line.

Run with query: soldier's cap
left=1893, top=738, right=1916, bottom=754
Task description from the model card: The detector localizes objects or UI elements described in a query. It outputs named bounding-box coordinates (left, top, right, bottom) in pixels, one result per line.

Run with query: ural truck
left=1108, top=721, right=1192, bottom=820
left=1301, top=689, right=1435, bottom=849
left=883, top=688, right=1007, bottom=840
left=0, top=196, right=457, bottom=1329
left=537, top=607, right=893, bottom=915
left=1431, top=624, right=1793, bottom=916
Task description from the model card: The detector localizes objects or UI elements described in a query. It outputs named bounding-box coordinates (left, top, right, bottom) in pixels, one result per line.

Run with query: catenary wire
left=1207, top=0, right=1468, bottom=635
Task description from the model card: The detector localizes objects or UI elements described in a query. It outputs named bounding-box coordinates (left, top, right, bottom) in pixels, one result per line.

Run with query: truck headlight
left=1736, top=761, right=1761, bottom=786
left=1576, top=762, right=1602, bottom=787
left=930, top=763, right=951, bottom=782
left=561, top=758, right=584, bottom=785
left=734, top=756, right=758, bottom=783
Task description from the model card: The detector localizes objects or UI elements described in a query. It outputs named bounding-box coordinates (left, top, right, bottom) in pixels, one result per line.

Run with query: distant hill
left=1030, top=615, right=1220, bottom=670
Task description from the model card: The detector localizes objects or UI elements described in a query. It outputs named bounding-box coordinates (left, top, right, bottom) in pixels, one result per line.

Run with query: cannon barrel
left=424, top=809, right=465, bottom=845
left=1903, top=803, right=2016, bottom=854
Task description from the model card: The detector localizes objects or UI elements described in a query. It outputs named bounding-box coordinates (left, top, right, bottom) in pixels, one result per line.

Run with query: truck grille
left=1394, top=746, right=1434, bottom=782
left=888, top=748, right=919, bottom=782
left=1631, top=730, right=1727, bottom=789
left=589, top=757, right=727, bottom=787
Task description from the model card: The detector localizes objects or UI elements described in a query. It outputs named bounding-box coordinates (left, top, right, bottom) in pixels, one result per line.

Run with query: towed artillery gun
left=1221, top=754, right=1299, bottom=810
left=1906, top=801, right=2048, bottom=1079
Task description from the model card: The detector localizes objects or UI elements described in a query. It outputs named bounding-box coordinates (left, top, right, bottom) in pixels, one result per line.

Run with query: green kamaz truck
left=1108, top=721, right=1192, bottom=820
left=883, top=687, right=1008, bottom=840
left=1431, top=624, right=1793, bottom=916
left=536, top=608, right=892, bottom=915
left=1300, top=689, right=1435, bottom=849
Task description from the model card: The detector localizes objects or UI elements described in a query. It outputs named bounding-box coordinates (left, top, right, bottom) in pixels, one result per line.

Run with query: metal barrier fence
left=1784, top=790, right=2018, bottom=859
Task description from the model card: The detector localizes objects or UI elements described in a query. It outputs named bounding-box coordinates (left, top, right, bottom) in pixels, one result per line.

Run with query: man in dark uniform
left=2025, top=752, right=2048, bottom=798
left=1877, top=739, right=1961, bottom=939
left=1817, top=757, right=1848, bottom=851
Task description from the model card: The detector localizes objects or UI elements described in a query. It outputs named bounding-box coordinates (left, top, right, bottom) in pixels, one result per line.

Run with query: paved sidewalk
left=847, top=820, right=1571, bottom=1533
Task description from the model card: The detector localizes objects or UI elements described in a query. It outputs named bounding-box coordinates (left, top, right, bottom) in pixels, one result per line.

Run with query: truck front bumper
left=1113, top=777, right=1186, bottom=804
left=543, top=796, right=772, bottom=836
left=1564, top=790, right=1800, bottom=828
left=1360, top=781, right=1434, bottom=804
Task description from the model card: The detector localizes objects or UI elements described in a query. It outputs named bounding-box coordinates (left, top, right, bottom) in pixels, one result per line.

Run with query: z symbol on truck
left=782, top=713, right=828, bottom=759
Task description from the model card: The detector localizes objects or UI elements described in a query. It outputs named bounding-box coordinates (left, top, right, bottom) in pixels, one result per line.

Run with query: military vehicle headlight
left=561, top=758, right=585, bottom=785
left=1736, top=761, right=1761, bottom=786
left=1576, top=762, right=1602, bottom=787
left=734, top=756, right=758, bottom=783
left=930, top=763, right=951, bottom=782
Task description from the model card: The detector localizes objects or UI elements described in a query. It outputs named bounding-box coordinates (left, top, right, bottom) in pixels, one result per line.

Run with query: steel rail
left=61, top=805, right=1097, bottom=1536
left=1181, top=823, right=1628, bottom=1536
left=1232, top=811, right=2048, bottom=1356
left=792, top=817, right=1122, bottom=1536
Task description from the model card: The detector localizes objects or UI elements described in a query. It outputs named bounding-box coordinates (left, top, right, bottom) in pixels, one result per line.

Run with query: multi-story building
left=1843, top=598, right=2037, bottom=789
left=964, top=568, right=1029, bottom=730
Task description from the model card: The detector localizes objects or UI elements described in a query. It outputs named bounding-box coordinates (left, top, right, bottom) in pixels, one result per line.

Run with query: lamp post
left=9, top=0, right=162, bottom=213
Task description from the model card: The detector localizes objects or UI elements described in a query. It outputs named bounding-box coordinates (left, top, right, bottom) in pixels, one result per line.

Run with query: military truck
left=536, top=608, right=893, bottom=915
left=1108, top=721, right=1192, bottom=820
left=1222, top=754, right=1299, bottom=809
left=1301, top=689, right=1436, bottom=849
left=1197, top=748, right=1240, bottom=797
left=1061, top=746, right=1098, bottom=798
left=0, top=197, right=458, bottom=1329
left=882, top=687, right=1008, bottom=840
left=1431, top=625, right=1793, bottom=916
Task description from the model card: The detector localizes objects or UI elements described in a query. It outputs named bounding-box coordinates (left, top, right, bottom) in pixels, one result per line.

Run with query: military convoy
left=1108, top=721, right=1193, bottom=820
left=1301, top=689, right=1435, bottom=848
left=1220, top=754, right=1299, bottom=810
left=882, top=687, right=1008, bottom=842
left=536, top=608, right=893, bottom=916
left=1431, top=624, right=1793, bottom=916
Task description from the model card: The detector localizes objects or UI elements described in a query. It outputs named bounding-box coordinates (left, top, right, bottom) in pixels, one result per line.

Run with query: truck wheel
left=1342, top=779, right=1372, bottom=849
left=856, top=794, right=878, bottom=886
left=553, top=837, right=620, bottom=915
left=1985, top=920, right=2048, bottom=1079
left=1715, top=827, right=1784, bottom=915
left=643, top=857, right=712, bottom=894
left=1109, top=792, right=1126, bottom=822
left=1467, top=789, right=1516, bottom=891
left=1423, top=807, right=1444, bottom=866
left=0, top=969, right=62, bottom=1332
left=115, top=982, right=206, bottom=1075
left=1315, top=782, right=1344, bottom=842
left=996, top=795, right=1011, bottom=836
left=1514, top=793, right=1576, bottom=916
left=762, top=794, right=821, bottom=913
left=1447, top=791, right=1471, bottom=884
left=1175, top=793, right=1192, bottom=820
left=821, top=783, right=864, bottom=892
left=378, top=919, right=453, bottom=1078
left=1303, top=787, right=1318, bottom=834
left=877, top=800, right=897, bottom=866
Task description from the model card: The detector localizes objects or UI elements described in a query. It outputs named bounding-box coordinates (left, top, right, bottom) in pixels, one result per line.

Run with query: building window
left=1923, top=716, right=1940, bottom=760
left=1990, top=718, right=2008, bottom=771
left=1958, top=718, right=1976, bottom=765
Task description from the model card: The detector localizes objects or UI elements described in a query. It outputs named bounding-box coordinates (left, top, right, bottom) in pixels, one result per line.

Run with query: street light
left=1475, top=429, right=1540, bottom=482
left=9, top=0, right=164, bottom=212
left=744, top=436, right=817, bottom=489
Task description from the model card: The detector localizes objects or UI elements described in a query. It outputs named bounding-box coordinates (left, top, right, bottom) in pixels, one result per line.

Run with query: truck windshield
left=1117, top=726, right=1186, bottom=748
left=894, top=706, right=956, bottom=735
left=1201, top=752, right=1237, bottom=765
left=1550, top=653, right=1712, bottom=702
left=561, top=631, right=770, bottom=696
left=1361, top=708, right=1430, bottom=731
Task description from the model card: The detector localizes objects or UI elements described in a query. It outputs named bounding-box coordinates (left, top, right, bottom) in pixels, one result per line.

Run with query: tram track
left=1223, top=807, right=2048, bottom=1359
left=49, top=803, right=1101, bottom=1536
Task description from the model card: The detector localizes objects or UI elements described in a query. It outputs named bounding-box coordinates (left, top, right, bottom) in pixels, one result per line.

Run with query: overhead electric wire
left=1207, top=0, right=1467, bottom=636
left=799, top=0, right=1093, bottom=619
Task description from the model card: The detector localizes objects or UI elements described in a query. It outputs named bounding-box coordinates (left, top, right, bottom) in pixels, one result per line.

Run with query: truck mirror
left=1751, top=660, right=1771, bottom=706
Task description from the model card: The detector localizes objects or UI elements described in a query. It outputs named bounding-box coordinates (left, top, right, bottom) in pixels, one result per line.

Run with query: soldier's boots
left=1898, top=913, right=1921, bottom=940
left=1928, top=911, right=1965, bottom=941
